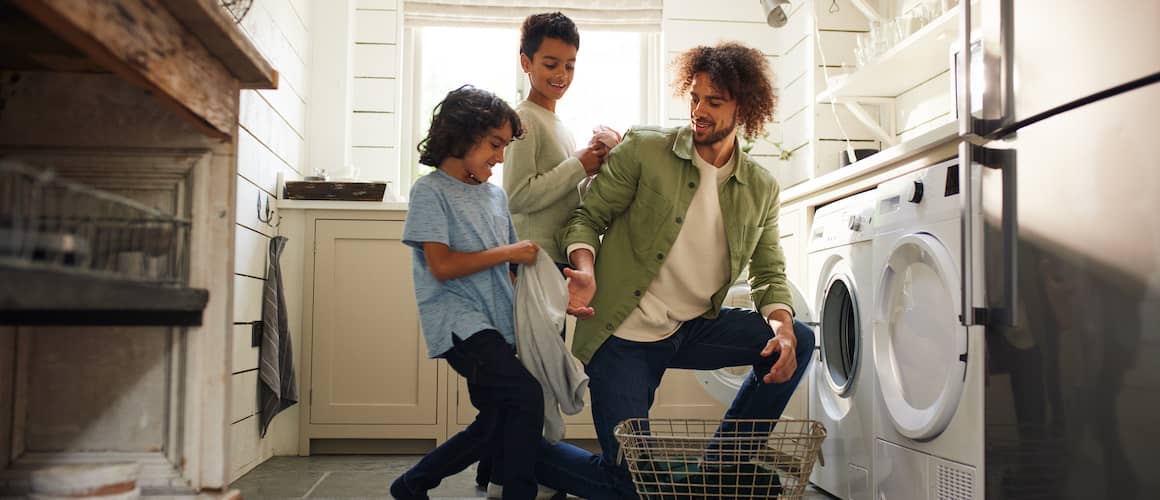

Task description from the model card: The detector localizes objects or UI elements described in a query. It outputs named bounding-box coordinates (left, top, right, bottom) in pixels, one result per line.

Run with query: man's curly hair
left=418, top=85, right=525, bottom=167
left=672, top=42, right=776, bottom=140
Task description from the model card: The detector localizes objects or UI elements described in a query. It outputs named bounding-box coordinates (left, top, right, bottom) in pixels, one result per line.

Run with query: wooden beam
left=9, top=0, right=242, bottom=140
left=159, top=0, right=278, bottom=89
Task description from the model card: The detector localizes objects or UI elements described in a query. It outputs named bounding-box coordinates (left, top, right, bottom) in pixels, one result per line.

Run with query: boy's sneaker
left=486, top=482, right=502, bottom=499
left=389, top=475, right=430, bottom=500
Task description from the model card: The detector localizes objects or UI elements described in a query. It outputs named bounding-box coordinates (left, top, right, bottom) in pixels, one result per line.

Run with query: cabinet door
left=311, top=219, right=438, bottom=424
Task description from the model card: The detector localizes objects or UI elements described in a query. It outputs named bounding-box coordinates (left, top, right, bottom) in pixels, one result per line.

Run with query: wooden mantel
left=7, top=0, right=278, bottom=140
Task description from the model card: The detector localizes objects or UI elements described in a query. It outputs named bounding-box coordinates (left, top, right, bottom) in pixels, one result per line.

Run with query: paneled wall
left=351, top=0, right=403, bottom=195
left=230, top=0, right=311, bottom=481
left=661, top=0, right=787, bottom=182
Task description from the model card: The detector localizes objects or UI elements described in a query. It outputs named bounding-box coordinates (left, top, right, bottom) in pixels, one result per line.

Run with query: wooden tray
left=283, top=181, right=387, bottom=201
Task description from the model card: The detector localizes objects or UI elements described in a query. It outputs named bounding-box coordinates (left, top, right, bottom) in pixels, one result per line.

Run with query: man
left=535, top=42, right=816, bottom=499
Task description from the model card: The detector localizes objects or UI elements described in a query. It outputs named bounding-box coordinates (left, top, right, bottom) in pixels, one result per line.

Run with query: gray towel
left=514, top=250, right=589, bottom=444
left=259, top=235, right=297, bottom=437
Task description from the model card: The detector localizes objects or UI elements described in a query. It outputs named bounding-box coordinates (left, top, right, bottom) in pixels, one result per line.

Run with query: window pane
left=557, top=32, right=645, bottom=146
left=415, top=27, right=520, bottom=185
left=411, top=28, right=650, bottom=188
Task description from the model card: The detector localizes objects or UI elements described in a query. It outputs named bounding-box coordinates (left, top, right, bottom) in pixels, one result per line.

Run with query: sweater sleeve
left=503, top=115, right=586, bottom=215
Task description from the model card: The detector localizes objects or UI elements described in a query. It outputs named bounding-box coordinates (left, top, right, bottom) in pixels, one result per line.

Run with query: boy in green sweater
left=503, top=12, right=618, bottom=268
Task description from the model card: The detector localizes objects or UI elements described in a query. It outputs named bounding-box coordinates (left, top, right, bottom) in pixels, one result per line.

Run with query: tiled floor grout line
left=300, top=470, right=330, bottom=498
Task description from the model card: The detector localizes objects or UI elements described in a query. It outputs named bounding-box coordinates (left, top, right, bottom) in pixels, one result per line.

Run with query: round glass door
left=874, top=233, right=967, bottom=441
left=820, top=273, right=860, bottom=396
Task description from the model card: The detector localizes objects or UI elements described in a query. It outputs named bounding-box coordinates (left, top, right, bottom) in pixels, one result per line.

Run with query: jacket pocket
left=626, top=183, right=668, bottom=252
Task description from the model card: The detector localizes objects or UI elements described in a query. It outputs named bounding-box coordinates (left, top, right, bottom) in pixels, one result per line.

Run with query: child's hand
left=577, top=146, right=606, bottom=176
left=506, top=240, right=539, bottom=265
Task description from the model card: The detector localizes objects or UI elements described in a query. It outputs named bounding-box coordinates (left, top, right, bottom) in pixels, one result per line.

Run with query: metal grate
left=614, top=418, right=826, bottom=499
left=0, top=161, right=190, bottom=285
left=935, top=460, right=974, bottom=500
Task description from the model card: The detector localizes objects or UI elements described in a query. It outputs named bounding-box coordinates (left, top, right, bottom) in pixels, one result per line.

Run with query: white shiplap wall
left=351, top=0, right=404, bottom=195
left=230, top=0, right=311, bottom=481
left=661, top=0, right=788, bottom=183
left=810, top=0, right=879, bottom=180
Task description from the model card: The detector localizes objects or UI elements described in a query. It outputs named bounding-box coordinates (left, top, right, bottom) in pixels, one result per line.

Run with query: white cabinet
left=293, top=210, right=447, bottom=452
left=311, top=219, right=438, bottom=425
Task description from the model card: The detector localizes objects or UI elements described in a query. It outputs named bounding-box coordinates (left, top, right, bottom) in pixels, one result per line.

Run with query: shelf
left=0, top=265, right=209, bottom=326
left=782, top=118, right=958, bottom=204
left=5, top=0, right=277, bottom=140
left=817, top=4, right=961, bottom=103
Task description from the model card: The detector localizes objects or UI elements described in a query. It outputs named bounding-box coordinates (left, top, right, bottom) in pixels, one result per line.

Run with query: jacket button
left=633, top=289, right=641, bottom=297
left=605, top=323, right=614, bottom=331
left=688, top=182, right=696, bottom=188
left=675, top=216, right=683, bottom=223
left=656, top=253, right=664, bottom=260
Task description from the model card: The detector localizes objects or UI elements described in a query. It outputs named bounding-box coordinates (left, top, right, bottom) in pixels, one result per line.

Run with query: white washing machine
left=696, top=275, right=814, bottom=407
left=807, top=189, right=877, bottom=500
left=871, top=160, right=984, bottom=500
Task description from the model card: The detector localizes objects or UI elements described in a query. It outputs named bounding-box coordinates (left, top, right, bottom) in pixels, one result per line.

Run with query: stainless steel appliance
left=958, top=1, right=1160, bottom=498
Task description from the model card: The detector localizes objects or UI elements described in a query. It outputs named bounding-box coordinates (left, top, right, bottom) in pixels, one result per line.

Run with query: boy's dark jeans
left=396, top=330, right=544, bottom=500
left=478, top=262, right=571, bottom=489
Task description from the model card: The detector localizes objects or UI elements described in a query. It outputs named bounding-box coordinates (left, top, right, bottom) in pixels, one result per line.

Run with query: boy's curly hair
left=672, top=42, right=777, bottom=140
left=520, top=12, right=580, bottom=57
left=418, top=85, right=525, bottom=167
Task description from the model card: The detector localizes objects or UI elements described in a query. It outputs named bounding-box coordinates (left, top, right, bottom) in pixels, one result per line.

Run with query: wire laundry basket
left=614, top=418, right=826, bottom=499
left=0, top=160, right=190, bottom=285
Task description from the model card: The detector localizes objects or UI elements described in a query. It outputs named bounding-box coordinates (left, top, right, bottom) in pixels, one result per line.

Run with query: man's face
left=689, top=72, right=739, bottom=147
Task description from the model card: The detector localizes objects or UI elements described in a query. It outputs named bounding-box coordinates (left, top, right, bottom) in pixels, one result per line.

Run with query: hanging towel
left=259, top=235, right=298, bottom=438
left=514, top=250, right=589, bottom=444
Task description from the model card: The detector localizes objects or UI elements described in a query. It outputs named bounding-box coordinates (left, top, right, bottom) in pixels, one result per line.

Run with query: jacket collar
left=673, top=126, right=751, bottom=185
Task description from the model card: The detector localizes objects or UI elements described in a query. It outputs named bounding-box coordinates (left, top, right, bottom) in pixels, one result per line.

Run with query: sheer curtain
left=403, top=0, right=662, bottom=31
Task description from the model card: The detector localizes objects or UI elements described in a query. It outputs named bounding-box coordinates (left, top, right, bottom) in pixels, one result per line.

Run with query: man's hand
left=563, top=267, right=596, bottom=319
left=760, top=310, right=798, bottom=384
left=505, top=240, right=539, bottom=265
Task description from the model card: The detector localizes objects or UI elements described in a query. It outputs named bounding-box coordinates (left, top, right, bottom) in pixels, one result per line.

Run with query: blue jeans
left=535, top=308, right=816, bottom=499
left=397, top=330, right=544, bottom=500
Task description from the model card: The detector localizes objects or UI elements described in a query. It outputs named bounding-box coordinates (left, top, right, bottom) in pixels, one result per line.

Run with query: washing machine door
left=874, top=233, right=967, bottom=441
left=696, top=277, right=814, bottom=404
left=818, top=266, right=862, bottom=399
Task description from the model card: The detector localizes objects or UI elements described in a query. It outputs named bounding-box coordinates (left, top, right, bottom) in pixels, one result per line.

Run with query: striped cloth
left=259, top=235, right=297, bottom=437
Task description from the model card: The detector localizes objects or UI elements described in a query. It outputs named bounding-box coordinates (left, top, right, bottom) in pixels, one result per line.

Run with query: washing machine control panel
left=874, top=159, right=961, bottom=233
left=810, top=190, right=877, bottom=252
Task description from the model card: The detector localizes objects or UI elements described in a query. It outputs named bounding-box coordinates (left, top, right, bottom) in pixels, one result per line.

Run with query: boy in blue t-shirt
left=391, top=85, right=543, bottom=500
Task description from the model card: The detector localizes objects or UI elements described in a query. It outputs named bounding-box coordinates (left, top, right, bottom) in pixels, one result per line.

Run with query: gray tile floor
left=231, top=455, right=836, bottom=499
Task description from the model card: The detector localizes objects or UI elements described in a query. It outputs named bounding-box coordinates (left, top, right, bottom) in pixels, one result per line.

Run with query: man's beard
left=693, top=118, right=737, bottom=146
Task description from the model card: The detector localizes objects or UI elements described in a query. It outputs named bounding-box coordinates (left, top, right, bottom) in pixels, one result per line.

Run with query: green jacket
left=558, top=125, right=792, bottom=363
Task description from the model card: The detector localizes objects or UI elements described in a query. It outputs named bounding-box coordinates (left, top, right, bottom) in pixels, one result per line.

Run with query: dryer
left=807, top=189, right=877, bottom=500
left=871, top=159, right=984, bottom=500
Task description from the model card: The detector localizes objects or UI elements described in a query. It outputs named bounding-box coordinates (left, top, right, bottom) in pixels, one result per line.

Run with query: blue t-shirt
left=403, top=169, right=518, bottom=358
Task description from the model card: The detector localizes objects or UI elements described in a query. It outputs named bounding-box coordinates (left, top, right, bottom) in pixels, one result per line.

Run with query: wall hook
left=257, top=193, right=278, bottom=227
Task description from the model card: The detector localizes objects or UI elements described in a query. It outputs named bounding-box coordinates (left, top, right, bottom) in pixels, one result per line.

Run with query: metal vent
left=934, top=460, right=975, bottom=500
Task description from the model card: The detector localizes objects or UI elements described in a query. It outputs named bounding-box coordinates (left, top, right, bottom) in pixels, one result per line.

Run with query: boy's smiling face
left=462, top=121, right=515, bottom=184
left=521, top=37, right=578, bottom=106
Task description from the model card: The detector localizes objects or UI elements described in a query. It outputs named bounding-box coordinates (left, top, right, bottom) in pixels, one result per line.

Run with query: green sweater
left=558, top=125, right=792, bottom=363
left=503, top=100, right=586, bottom=264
